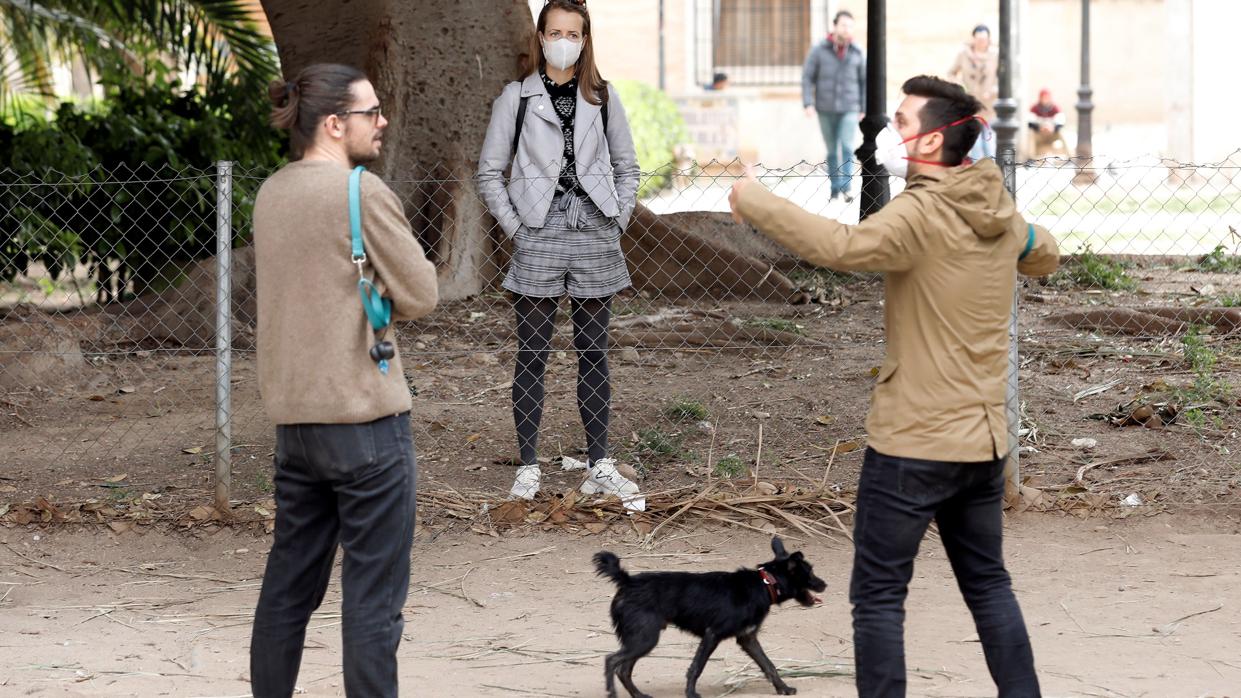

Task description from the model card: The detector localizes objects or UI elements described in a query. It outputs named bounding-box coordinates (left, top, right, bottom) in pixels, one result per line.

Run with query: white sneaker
left=561, top=456, right=588, bottom=471
left=580, top=458, right=645, bottom=512
left=509, top=465, right=541, bottom=500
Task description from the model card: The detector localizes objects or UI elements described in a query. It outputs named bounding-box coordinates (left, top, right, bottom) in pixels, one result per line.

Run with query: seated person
left=1028, top=89, right=1068, bottom=157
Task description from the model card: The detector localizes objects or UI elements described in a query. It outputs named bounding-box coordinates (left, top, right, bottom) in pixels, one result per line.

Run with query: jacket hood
left=911, top=158, right=1015, bottom=240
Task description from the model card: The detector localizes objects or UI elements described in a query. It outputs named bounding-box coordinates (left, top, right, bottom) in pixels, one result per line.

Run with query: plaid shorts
left=503, top=192, right=631, bottom=299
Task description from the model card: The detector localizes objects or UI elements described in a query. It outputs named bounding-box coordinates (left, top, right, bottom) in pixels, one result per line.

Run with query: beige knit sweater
left=253, top=160, right=438, bottom=425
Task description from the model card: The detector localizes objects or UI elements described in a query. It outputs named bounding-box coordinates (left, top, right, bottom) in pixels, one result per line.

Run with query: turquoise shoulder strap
left=349, top=166, right=392, bottom=333
left=349, top=166, right=366, bottom=260
left=1018, top=223, right=1036, bottom=261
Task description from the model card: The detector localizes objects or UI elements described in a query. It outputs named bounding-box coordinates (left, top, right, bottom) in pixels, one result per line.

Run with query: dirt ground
left=2, top=513, right=1240, bottom=697
left=2, top=261, right=1240, bottom=696
left=2, top=264, right=1239, bottom=520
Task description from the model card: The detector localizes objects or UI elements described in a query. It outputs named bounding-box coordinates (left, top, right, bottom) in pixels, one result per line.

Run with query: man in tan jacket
left=730, top=75, right=1057, bottom=698
left=249, top=64, right=438, bottom=698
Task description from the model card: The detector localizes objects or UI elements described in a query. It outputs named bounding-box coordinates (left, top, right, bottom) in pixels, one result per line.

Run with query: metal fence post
left=214, top=161, right=233, bottom=512
left=995, top=0, right=1023, bottom=503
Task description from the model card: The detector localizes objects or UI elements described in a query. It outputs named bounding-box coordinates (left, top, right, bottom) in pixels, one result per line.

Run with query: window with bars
left=696, top=0, right=814, bottom=86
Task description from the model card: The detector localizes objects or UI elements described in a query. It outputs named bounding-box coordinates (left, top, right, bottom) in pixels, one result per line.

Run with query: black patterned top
left=541, top=69, right=581, bottom=193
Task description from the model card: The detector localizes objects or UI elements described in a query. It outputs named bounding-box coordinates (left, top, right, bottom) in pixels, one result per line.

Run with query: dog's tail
left=592, top=551, right=630, bottom=586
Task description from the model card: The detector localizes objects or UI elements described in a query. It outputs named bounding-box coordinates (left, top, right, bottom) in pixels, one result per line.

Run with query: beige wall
left=580, top=0, right=1178, bottom=164
left=845, top=0, right=1167, bottom=131
left=527, top=0, right=692, bottom=90
left=1180, top=0, right=1241, bottom=162
left=1024, top=0, right=1166, bottom=131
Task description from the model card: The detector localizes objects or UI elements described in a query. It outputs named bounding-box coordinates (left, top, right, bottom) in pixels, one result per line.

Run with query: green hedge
left=612, top=79, right=688, bottom=198
left=0, top=73, right=282, bottom=300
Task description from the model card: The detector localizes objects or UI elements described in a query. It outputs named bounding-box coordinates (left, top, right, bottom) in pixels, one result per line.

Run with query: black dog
left=593, top=537, right=827, bottom=698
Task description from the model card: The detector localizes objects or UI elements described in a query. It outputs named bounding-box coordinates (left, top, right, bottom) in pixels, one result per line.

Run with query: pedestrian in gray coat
left=802, top=10, right=867, bottom=201
left=477, top=0, right=644, bottom=512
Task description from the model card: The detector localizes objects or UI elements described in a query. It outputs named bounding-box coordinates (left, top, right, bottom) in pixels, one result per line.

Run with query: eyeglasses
left=337, top=105, right=382, bottom=120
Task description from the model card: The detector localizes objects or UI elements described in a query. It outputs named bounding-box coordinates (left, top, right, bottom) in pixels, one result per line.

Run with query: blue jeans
left=850, top=448, right=1040, bottom=698
left=250, top=413, right=417, bottom=698
left=817, top=111, right=858, bottom=196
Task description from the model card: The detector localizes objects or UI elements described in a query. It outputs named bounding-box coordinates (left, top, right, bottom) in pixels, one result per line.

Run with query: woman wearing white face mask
left=478, top=0, right=643, bottom=510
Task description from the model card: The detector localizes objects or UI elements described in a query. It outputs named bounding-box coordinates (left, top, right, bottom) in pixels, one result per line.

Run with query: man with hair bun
left=249, top=62, right=438, bottom=698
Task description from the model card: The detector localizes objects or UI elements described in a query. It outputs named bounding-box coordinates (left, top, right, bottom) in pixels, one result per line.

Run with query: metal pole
left=995, top=0, right=1022, bottom=503
left=658, top=0, right=666, bottom=91
left=214, top=161, right=233, bottom=513
left=1073, top=0, right=1096, bottom=183
left=857, top=0, right=889, bottom=219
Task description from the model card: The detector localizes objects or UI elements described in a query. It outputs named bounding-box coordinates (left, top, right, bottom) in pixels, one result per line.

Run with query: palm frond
left=0, top=0, right=276, bottom=108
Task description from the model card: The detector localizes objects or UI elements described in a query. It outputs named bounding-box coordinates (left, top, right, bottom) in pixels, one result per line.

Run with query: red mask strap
left=901, top=115, right=989, bottom=167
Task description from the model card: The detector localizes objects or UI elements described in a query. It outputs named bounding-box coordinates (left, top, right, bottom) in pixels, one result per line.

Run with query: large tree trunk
left=258, top=0, right=797, bottom=302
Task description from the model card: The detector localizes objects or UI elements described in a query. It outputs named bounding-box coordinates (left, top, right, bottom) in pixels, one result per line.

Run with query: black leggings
left=512, top=294, right=611, bottom=467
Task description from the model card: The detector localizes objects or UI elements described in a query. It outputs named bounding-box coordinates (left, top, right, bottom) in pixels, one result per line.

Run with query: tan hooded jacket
left=735, top=159, right=1059, bottom=462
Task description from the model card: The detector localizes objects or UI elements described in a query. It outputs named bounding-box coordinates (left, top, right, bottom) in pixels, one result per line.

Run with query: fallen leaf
left=584, top=522, right=608, bottom=534
left=117, top=386, right=136, bottom=395
left=0, top=504, right=9, bottom=518
left=88, top=395, right=105, bottom=402
left=815, top=415, right=834, bottom=425
left=428, top=421, right=448, bottom=433
left=752, top=411, right=771, bottom=419
left=490, top=500, right=528, bottom=524
left=188, top=505, right=215, bottom=521
left=140, top=492, right=162, bottom=501
left=832, top=441, right=861, bottom=456
left=104, top=473, right=128, bottom=483
left=464, top=464, right=487, bottom=472
left=34, top=496, right=60, bottom=521
left=108, top=521, right=132, bottom=534
left=182, top=446, right=204, bottom=455
left=0, top=485, right=18, bottom=493
left=869, top=367, right=880, bottom=378
left=631, top=520, right=653, bottom=536
left=465, top=433, right=482, bottom=444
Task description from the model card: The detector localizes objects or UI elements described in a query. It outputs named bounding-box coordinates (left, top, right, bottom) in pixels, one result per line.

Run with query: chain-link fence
left=2, top=152, right=1238, bottom=516
left=1011, top=153, right=1241, bottom=509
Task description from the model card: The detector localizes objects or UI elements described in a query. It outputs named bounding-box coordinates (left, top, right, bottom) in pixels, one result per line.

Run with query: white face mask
left=541, top=37, right=583, bottom=71
left=875, top=123, right=912, bottom=179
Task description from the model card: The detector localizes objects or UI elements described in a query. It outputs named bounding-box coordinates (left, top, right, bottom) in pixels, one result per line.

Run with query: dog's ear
left=786, top=551, right=804, bottom=570
left=771, top=536, right=788, bottom=559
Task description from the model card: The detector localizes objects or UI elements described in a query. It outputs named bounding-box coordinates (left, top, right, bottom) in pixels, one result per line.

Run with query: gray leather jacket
left=478, top=72, right=640, bottom=238
left=802, top=40, right=866, bottom=114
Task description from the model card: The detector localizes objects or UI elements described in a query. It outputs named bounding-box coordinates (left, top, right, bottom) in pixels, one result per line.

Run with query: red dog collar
left=758, top=568, right=780, bottom=603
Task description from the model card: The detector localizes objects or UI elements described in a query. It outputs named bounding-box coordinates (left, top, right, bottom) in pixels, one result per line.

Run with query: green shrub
left=1178, top=326, right=1231, bottom=405
left=612, top=79, right=688, bottom=198
left=1052, top=245, right=1138, bottom=291
left=634, top=428, right=681, bottom=458
left=0, top=70, right=282, bottom=298
left=1194, top=245, right=1241, bottom=274
left=713, top=455, right=746, bottom=479
left=663, top=397, right=708, bottom=423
